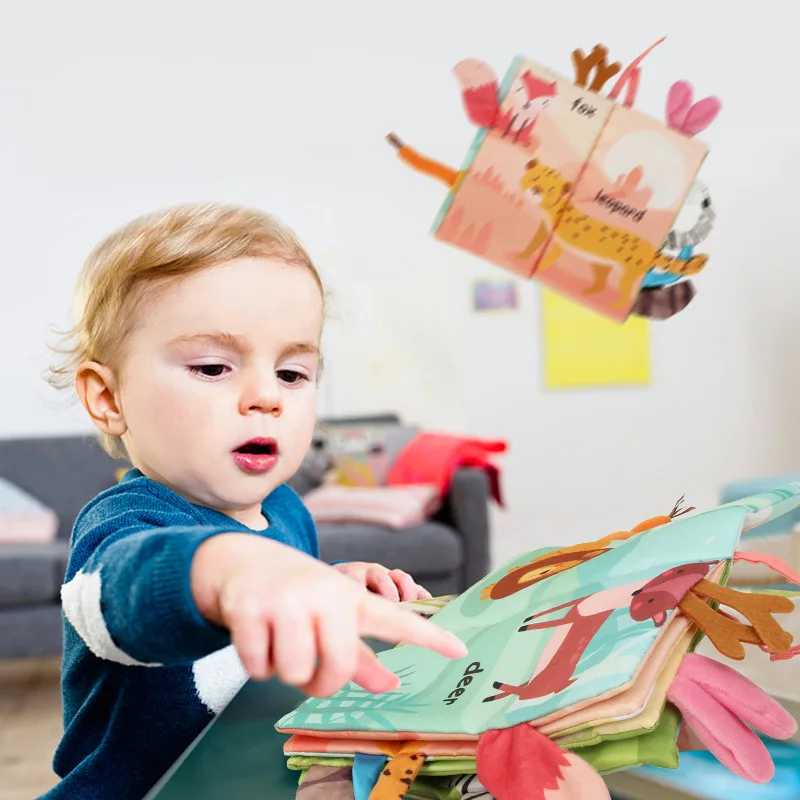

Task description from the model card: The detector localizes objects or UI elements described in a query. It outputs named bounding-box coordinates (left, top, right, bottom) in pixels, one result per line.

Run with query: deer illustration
left=482, top=574, right=672, bottom=703
left=483, top=559, right=795, bottom=704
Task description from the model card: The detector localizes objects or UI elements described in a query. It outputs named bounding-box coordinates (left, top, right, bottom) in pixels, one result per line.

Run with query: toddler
left=42, top=204, right=467, bottom=799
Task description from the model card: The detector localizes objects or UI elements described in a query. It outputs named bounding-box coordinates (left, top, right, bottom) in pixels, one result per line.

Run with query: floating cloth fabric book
left=277, top=486, right=800, bottom=799
left=387, top=39, right=721, bottom=323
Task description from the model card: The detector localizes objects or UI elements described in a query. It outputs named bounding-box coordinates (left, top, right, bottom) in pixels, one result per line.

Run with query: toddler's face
left=117, top=257, right=322, bottom=528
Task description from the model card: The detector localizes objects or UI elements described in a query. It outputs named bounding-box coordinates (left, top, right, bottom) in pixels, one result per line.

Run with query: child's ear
left=75, top=362, right=127, bottom=437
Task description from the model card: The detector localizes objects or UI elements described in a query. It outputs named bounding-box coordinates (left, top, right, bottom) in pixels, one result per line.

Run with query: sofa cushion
left=0, top=476, right=59, bottom=544
left=304, top=484, right=442, bottom=530
left=317, top=520, right=462, bottom=578
left=0, top=541, right=70, bottom=607
left=0, top=604, right=65, bottom=659
left=0, top=435, right=128, bottom=540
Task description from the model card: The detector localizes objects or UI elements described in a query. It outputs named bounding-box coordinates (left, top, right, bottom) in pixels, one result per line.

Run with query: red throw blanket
left=385, top=432, right=507, bottom=506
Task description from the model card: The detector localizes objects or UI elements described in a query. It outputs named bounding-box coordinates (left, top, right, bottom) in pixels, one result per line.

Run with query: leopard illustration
left=368, top=750, right=426, bottom=798
left=516, top=159, right=707, bottom=309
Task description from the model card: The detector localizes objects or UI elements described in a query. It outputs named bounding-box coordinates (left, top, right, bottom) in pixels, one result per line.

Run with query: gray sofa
left=0, top=414, right=491, bottom=660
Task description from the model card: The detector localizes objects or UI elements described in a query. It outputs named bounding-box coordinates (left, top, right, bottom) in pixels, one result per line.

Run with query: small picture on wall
left=472, top=279, right=519, bottom=312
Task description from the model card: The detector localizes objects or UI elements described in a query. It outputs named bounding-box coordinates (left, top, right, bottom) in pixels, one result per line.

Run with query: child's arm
left=190, top=534, right=465, bottom=697
left=63, top=495, right=466, bottom=696
left=61, top=505, right=244, bottom=666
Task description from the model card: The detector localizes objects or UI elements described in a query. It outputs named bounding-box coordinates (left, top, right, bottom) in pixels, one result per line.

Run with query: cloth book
left=388, top=39, right=722, bottom=323
left=277, top=485, right=800, bottom=799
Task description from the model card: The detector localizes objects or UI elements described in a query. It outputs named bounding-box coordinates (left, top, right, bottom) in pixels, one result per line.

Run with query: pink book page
left=434, top=58, right=613, bottom=278
left=533, top=105, right=709, bottom=321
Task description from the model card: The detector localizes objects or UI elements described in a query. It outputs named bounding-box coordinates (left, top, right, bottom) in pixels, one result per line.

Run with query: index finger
left=359, top=594, right=467, bottom=659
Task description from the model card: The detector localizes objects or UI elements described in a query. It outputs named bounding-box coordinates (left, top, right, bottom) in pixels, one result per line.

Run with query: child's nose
left=239, top=373, right=282, bottom=416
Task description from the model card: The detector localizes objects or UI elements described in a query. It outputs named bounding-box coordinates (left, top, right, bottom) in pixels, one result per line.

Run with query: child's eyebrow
left=281, top=342, right=321, bottom=358
left=169, top=332, right=253, bottom=354
left=169, top=333, right=320, bottom=360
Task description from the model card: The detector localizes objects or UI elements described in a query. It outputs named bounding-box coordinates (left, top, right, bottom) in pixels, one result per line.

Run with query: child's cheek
left=130, top=368, right=202, bottom=443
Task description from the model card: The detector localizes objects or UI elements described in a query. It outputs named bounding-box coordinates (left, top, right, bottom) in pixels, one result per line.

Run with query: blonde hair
left=47, top=202, right=325, bottom=458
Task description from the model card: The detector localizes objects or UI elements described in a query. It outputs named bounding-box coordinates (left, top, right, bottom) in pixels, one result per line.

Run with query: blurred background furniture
left=0, top=413, right=493, bottom=660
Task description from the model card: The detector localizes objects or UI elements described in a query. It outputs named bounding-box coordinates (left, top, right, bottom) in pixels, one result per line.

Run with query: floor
left=0, top=657, right=62, bottom=800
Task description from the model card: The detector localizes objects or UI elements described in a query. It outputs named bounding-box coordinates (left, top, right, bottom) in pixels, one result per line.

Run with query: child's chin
left=231, top=473, right=282, bottom=500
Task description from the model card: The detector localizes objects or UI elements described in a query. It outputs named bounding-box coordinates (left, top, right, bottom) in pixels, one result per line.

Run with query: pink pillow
left=303, top=484, right=442, bottom=529
left=0, top=477, right=58, bottom=543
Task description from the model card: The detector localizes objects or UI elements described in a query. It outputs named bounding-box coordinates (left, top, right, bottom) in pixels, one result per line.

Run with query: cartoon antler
left=669, top=494, right=696, bottom=519
left=571, top=44, right=621, bottom=92
left=679, top=581, right=795, bottom=660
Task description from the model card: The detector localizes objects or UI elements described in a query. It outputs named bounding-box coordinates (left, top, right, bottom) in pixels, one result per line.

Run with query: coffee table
left=143, top=676, right=307, bottom=800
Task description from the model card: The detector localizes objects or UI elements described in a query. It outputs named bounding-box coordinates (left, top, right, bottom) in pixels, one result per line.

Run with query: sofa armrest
left=433, top=467, right=491, bottom=587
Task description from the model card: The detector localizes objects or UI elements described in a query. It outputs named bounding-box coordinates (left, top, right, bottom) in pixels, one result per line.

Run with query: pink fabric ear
left=667, top=653, right=797, bottom=783
left=679, top=653, right=797, bottom=740
left=667, top=80, right=693, bottom=130
left=666, top=80, right=722, bottom=136
left=668, top=669, right=775, bottom=783
left=681, top=96, right=722, bottom=136
left=477, top=724, right=610, bottom=800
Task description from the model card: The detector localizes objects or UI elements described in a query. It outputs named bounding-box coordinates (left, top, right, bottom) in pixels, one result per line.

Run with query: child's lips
left=232, top=451, right=278, bottom=472
left=232, top=437, right=278, bottom=473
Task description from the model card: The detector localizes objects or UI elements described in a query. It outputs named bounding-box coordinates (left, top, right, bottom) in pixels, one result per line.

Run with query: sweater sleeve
left=61, top=493, right=236, bottom=666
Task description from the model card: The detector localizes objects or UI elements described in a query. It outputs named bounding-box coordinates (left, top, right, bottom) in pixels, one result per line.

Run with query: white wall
left=3, top=0, right=800, bottom=566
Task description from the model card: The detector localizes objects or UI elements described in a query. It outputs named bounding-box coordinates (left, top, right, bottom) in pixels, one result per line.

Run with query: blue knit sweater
left=42, top=469, right=320, bottom=800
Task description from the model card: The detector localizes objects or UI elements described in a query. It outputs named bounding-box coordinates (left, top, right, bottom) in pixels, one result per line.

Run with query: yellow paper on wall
left=542, top=289, right=650, bottom=388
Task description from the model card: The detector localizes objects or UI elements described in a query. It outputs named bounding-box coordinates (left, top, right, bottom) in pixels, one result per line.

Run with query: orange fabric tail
left=396, top=145, right=460, bottom=188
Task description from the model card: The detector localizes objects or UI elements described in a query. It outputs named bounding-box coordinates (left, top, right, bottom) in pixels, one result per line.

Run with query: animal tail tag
left=607, top=36, right=667, bottom=107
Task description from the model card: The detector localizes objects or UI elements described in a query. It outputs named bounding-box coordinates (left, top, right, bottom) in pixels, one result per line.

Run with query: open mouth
left=232, top=438, right=279, bottom=472
left=234, top=438, right=278, bottom=456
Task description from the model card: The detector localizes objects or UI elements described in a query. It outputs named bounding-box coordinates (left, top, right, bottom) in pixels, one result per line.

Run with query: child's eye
left=277, top=369, right=309, bottom=385
left=189, top=364, right=230, bottom=379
